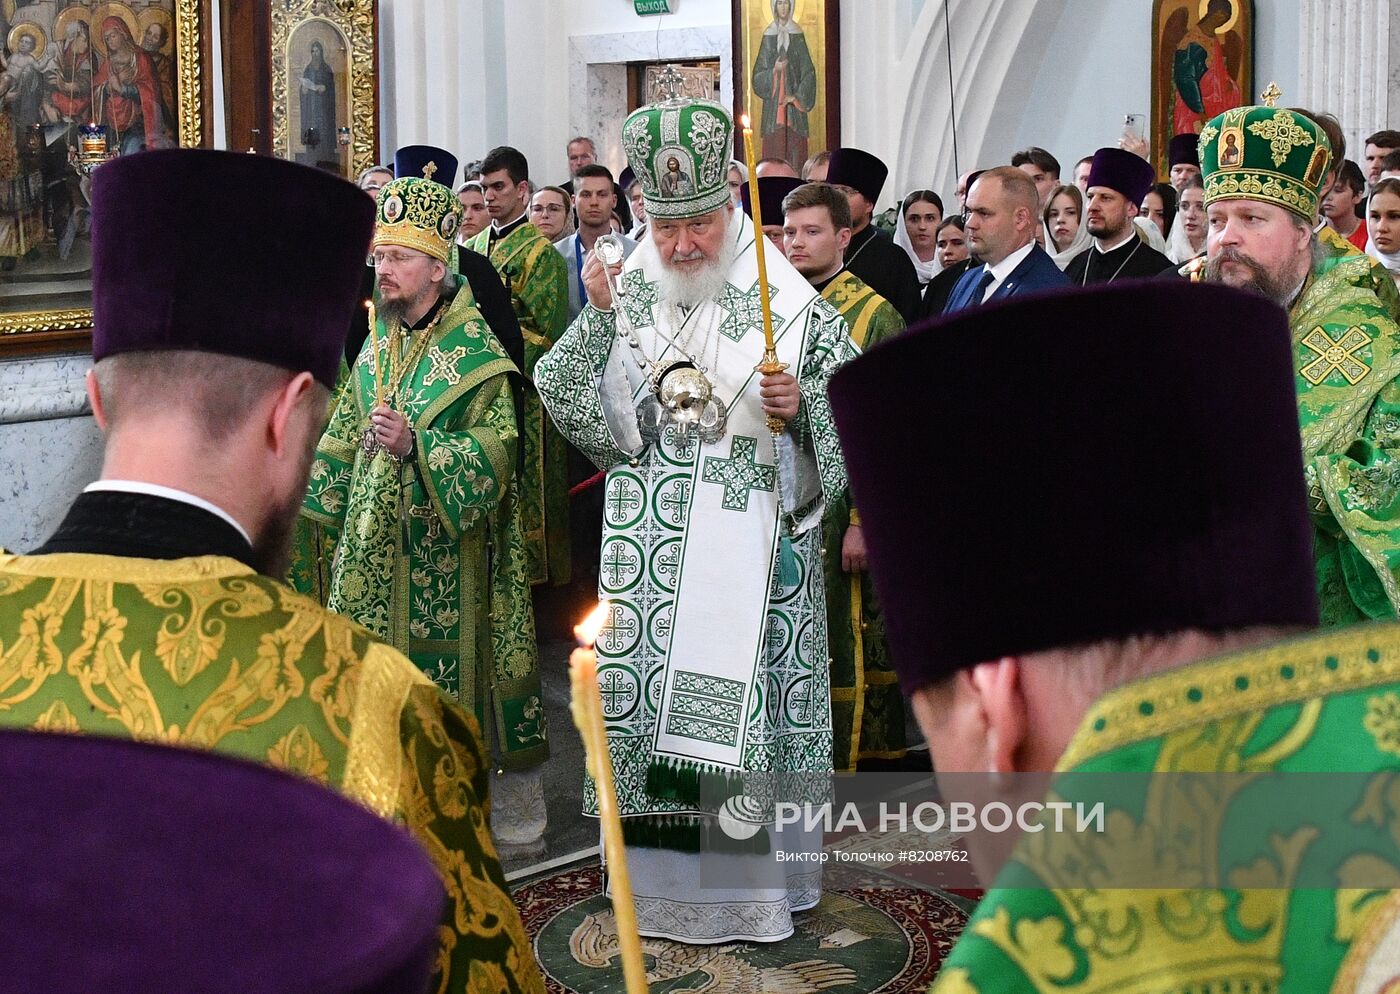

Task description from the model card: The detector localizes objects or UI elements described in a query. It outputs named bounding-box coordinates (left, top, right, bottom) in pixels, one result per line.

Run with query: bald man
left=943, top=166, right=1069, bottom=313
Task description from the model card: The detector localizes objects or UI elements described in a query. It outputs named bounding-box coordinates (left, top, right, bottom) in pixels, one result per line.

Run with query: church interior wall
left=0, top=0, right=1380, bottom=553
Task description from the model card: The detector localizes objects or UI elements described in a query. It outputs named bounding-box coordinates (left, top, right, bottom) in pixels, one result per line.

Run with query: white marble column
left=1299, top=0, right=1395, bottom=160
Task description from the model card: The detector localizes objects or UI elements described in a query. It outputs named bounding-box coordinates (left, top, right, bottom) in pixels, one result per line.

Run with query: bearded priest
left=535, top=94, right=857, bottom=944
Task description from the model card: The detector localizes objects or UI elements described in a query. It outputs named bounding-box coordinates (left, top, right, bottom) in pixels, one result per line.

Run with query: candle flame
left=741, top=113, right=751, bottom=130
left=575, top=601, right=611, bottom=647
left=364, top=299, right=372, bottom=311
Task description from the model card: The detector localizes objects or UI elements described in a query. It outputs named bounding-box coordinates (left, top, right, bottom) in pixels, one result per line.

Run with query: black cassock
left=1064, top=236, right=1176, bottom=285
left=844, top=225, right=922, bottom=325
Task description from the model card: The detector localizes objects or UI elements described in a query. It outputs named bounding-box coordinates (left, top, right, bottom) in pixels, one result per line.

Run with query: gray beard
left=643, top=215, right=740, bottom=309
left=1203, top=249, right=1300, bottom=307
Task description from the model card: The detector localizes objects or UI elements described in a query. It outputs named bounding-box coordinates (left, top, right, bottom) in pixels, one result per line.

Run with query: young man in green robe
left=0, top=149, right=544, bottom=994
left=830, top=279, right=1400, bottom=994
left=468, top=145, right=572, bottom=587
left=1197, top=99, right=1400, bottom=625
left=302, top=154, right=550, bottom=853
left=781, top=179, right=907, bottom=771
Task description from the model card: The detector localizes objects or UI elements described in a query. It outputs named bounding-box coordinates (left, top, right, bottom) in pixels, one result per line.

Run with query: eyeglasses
left=532, top=203, right=567, bottom=215
left=371, top=249, right=427, bottom=268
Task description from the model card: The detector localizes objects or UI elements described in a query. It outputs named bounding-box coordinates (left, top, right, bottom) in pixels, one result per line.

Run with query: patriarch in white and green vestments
left=535, top=94, right=858, bottom=944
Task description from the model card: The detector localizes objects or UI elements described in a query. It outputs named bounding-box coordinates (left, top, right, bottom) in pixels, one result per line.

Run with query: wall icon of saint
left=1172, top=0, right=1244, bottom=136
left=750, top=0, right=816, bottom=167
left=298, top=38, right=336, bottom=165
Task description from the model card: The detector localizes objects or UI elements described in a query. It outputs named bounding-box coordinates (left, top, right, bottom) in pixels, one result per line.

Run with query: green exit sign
left=635, top=0, right=673, bottom=14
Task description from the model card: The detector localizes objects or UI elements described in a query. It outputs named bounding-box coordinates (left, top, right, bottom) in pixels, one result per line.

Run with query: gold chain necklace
left=360, top=303, right=446, bottom=456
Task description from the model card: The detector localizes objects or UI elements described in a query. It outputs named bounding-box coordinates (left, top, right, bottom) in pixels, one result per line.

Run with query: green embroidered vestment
left=932, top=623, right=1400, bottom=994
left=1293, top=254, right=1400, bottom=626
left=302, top=285, right=548, bottom=770
left=819, top=270, right=908, bottom=769
left=468, top=222, right=572, bottom=587
left=0, top=551, right=545, bottom=994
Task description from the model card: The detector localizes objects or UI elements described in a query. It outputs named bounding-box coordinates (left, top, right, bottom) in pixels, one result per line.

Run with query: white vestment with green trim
left=535, top=212, right=856, bottom=942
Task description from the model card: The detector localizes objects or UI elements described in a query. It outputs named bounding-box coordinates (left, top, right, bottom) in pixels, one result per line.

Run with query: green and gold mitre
left=622, top=94, right=734, bottom=220
left=1199, top=86, right=1332, bottom=220
left=373, top=177, right=462, bottom=264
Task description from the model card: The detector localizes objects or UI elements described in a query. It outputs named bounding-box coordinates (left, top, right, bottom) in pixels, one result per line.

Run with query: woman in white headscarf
left=893, top=190, right=945, bottom=287
left=728, top=160, right=749, bottom=208
left=1042, top=184, right=1092, bottom=270
left=1167, top=174, right=1207, bottom=265
left=1133, top=213, right=1170, bottom=254
left=1368, top=178, right=1400, bottom=289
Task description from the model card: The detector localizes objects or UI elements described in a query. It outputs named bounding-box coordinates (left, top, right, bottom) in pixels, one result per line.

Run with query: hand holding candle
left=570, top=603, right=649, bottom=994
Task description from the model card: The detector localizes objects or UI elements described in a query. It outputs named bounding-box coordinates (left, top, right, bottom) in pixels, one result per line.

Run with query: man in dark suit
left=944, top=167, right=1069, bottom=313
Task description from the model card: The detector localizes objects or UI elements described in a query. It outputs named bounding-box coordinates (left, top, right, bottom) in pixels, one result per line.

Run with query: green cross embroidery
left=422, top=345, right=467, bottom=387
left=702, top=435, right=775, bottom=511
left=621, top=271, right=659, bottom=329
left=601, top=542, right=640, bottom=587
left=1301, top=325, right=1371, bottom=385
left=658, top=480, right=692, bottom=524
left=599, top=669, right=637, bottom=716
left=606, top=478, right=643, bottom=520
left=598, top=603, right=639, bottom=654
left=717, top=279, right=781, bottom=342
left=1247, top=110, right=1315, bottom=168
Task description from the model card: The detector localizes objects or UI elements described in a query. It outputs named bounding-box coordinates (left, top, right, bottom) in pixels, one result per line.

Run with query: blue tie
left=975, top=269, right=996, bottom=302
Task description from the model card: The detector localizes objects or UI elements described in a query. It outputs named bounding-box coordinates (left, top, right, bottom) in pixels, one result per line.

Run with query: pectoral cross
left=422, top=160, right=438, bottom=180
left=1260, top=81, right=1283, bottom=107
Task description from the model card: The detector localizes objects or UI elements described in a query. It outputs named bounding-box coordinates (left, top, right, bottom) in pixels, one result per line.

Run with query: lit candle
left=740, top=114, right=788, bottom=437
left=569, top=602, right=649, bottom=994
left=739, top=114, right=777, bottom=353
left=366, top=300, right=384, bottom=407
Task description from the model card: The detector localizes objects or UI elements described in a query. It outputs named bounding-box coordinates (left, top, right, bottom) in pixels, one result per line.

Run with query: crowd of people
left=9, top=75, right=1400, bottom=992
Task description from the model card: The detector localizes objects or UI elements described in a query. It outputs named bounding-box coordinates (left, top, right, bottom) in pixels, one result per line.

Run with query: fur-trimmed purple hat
left=1087, top=146, right=1158, bottom=205
left=741, top=175, right=803, bottom=224
left=826, top=147, right=889, bottom=204
left=91, top=149, right=374, bottom=389
left=0, top=729, right=443, bottom=993
left=1169, top=133, right=1201, bottom=169
left=828, top=281, right=1318, bottom=693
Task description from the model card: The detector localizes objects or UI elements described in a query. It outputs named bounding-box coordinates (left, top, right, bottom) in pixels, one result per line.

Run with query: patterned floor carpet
left=515, top=863, right=976, bottom=994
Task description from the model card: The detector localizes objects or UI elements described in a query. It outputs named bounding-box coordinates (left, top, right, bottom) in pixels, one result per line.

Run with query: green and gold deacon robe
left=819, top=270, right=907, bottom=770
left=468, top=222, right=571, bottom=587
left=0, top=552, right=545, bottom=994
left=302, top=285, right=548, bottom=771
left=1293, top=254, right=1400, bottom=626
left=932, top=623, right=1400, bottom=994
